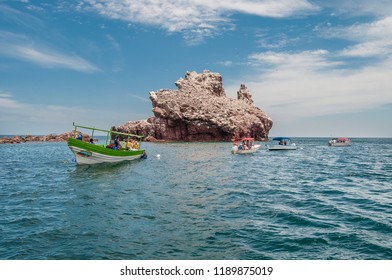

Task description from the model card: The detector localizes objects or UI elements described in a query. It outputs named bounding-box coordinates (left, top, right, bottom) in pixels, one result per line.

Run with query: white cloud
left=241, top=15, right=392, bottom=118
left=226, top=50, right=392, bottom=121
left=0, top=31, right=100, bottom=73
left=0, top=92, right=145, bottom=134
left=222, top=7, right=392, bottom=136
left=195, top=0, right=319, bottom=18
left=323, top=16, right=392, bottom=58
left=83, top=0, right=319, bottom=43
left=13, top=45, right=101, bottom=72
left=248, top=49, right=342, bottom=70
left=0, top=92, right=26, bottom=109
left=0, top=91, right=13, bottom=98
left=340, top=42, right=391, bottom=57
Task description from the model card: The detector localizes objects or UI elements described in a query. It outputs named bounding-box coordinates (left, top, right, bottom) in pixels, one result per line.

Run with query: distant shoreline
left=0, top=132, right=89, bottom=144
left=1, top=134, right=391, bottom=145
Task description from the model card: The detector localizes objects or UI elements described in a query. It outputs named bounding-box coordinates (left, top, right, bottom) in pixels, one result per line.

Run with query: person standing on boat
left=114, top=136, right=120, bottom=150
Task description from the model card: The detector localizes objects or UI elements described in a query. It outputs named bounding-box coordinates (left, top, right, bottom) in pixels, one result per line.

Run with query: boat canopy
left=72, top=122, right=143, bottom=146
left=232, top=137, right=254, bottom=142
left=337, top=137, right=349, bottom=141
left=272, top=137, right=291, bottom=141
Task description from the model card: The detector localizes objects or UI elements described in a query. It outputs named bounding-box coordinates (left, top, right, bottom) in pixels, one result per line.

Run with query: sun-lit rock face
left=115, top=70, right=273, bottom=141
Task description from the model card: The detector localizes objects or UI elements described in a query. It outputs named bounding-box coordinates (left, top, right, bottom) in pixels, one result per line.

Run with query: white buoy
left=156, top=154, right=161, bottom=159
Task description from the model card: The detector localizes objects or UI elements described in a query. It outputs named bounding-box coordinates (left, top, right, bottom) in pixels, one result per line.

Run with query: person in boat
left=113, top=136, right=120, bottom=150
left=89, top=138, right=94, bottom=144
left=126, top=139, right=132, bottom=150
left=279, top=140, right=283, bottom=145
left=133, top=139, right=139, bottom=150
left=125, top=138, right=137, bottom=150
left=77, top=133, right=83, bottom=140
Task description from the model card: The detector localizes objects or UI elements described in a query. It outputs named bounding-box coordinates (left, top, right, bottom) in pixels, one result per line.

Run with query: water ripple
left=1, top=138, right=392, bottom=259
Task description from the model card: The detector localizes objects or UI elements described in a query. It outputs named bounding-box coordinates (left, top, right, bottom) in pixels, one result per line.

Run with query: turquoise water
left=1, top=138, right=392, bottom=259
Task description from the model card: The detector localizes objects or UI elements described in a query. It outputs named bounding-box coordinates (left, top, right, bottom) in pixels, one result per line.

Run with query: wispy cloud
left=0, top=3, right=44, bottom=32
left=324, top=16, right=392, bottom=58
left=0, top=31, right=100, bottom=73
left=82, top=0, right=319, bottom=44
left=12, top=45, right=100, bottom=72
left=315, top=0, right=392, bottom=17
left=0, top=91, right=143, bottom=134
left=127, top=93, right=150, bottom=103
left=248, top=49, right=343, bottom=70
left=105, top=34, right=121, bottom=51
left=0, top=92, right=25, bottom=109
left=256, top=32, right=299, bottom=49
left=194, top=0, right=319, bottom=18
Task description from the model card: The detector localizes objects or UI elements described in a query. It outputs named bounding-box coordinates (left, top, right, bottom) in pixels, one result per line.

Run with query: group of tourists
left=278, top=140, right=288, bottom=145
left=234, top=139, right=255, bottom=151
left=76, top=133, right=140, bottom=151
left=112, top=136, right=140, bottom=150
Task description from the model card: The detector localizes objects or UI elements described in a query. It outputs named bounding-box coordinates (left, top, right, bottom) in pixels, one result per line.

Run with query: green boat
left=68, top=123, right=146, bottom=165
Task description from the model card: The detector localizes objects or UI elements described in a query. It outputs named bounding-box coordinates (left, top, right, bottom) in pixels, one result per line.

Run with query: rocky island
left=114, top=70, right=273, bottom=141
left=1, top=70, right=273, bottom=144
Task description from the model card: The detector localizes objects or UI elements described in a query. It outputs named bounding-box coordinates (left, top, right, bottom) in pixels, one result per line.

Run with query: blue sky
left=1, top=0, right=391, bottom=137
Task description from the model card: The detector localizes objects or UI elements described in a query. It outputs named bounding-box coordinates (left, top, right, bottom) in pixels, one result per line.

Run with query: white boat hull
left=328, top=142, right=351, bottom=147
left=267, top=144, right=297, bottom=151
left=232, top=144, right=261, bottom=154
left=69, top=146, right=143, bottom=165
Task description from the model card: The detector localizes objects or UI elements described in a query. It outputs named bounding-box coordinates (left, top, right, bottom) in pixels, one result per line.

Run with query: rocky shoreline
left=0, top=132, right=90, bottom=144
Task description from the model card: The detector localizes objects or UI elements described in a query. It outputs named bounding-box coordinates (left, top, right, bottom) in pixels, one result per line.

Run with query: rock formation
left=115, top=70, right=273, bottom=141
left=0, top=131, right=90, bottom=144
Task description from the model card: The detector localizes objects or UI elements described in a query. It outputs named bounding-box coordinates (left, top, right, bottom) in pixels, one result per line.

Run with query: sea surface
left=1, top=137, right=391, bottom=260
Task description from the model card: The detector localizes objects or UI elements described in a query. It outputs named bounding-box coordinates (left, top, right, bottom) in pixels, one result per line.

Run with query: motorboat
left=328, top=137, right=352, bottom=147
left=68, top=123, right=147, bottom=165
left=267, top=137, right=297, bottom=151
left=231, top=137, right=261, bottom=154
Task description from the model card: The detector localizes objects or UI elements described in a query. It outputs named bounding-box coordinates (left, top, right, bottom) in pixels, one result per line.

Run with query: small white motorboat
left=328, top=137, right=352, bottom=147
left=231, top=137, right=261, bottom=154
left=267, top=137, right=297, bottom=151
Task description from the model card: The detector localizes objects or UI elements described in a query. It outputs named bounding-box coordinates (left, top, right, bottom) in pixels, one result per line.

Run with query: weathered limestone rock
left=237, top=84, right=253, bottom=104
left=115, top=70, right=273, bottom=141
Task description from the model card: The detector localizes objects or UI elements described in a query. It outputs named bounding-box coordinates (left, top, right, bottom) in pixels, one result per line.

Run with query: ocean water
left=0, top=138, right=391, bottom=260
